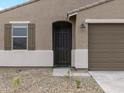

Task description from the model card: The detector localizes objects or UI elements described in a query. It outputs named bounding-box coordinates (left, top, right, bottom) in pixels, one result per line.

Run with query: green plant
left=75, top=80, right=81, bottom=88
left=12, top=76, right=21, bottom=87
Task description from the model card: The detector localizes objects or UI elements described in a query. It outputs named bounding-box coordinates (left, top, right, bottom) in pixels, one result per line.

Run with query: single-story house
left=0, top=0, right=124, bottom=70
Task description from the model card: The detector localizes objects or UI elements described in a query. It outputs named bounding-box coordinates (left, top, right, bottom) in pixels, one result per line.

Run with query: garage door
left=89, top=23, right=124, bottom=70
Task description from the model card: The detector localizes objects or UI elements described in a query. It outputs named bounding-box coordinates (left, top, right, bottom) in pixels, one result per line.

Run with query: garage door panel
left=89, top=63, right=124, bottom=70
left=89, top=58, right=124, bottom=62
left=89, top=24, right=124, bottom=30
left=89, top=63, right=124, bottom=66
left=89, top=30, right=124, bottom=33
left=89, top=37, right=124, bottom=41
left=89, top=44, right=124, bottom=49
left=89, top=49, right=124, bottom=52
left=89, top=67, right=124, bottom=70
left=89, top=30, right=124, bottom=35
left=89, top=23, right=124, bottom=70
left=89, top=53, right=124, bottom=58
left=89, top=35, right=124, bottom=40
left=89, top=42, right=124, bottom=44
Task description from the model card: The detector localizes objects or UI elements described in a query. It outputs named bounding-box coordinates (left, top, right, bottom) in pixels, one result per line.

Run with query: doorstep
left=53, top=67, right=91, bottom=77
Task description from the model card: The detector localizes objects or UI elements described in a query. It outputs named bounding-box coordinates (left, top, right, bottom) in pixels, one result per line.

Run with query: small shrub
left=12, top=76, right=21, bottom=87
left=75, top=80, right=81, bottom=88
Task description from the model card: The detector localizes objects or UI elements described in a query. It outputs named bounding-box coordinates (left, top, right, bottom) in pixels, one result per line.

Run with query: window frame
left=11, top=24, right=28, bottom=50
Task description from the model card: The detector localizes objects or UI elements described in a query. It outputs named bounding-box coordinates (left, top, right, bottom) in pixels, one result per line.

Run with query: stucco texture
left=76, top=0, right=124, bottom=49
left=0, top=0, right=99, bottom=50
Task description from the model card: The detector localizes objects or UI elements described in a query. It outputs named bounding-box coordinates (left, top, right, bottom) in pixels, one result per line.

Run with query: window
left=12, top=24, right=28, bottom=50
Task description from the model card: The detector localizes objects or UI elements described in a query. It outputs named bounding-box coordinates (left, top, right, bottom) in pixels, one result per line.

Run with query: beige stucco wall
left=76, top=0, right=124, bottom=49
left=0, top=0, right=99, bottom=50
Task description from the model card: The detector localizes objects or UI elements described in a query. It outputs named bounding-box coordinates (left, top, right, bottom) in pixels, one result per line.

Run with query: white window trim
left=85, top=19, right=124, bottom=23
left=11, top=24, right=28, bottom=50
left=9, top=21, right=30, bottom=24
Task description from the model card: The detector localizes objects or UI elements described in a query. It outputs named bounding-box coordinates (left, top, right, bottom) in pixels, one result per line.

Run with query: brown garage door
left=89, top=23, right=124, bottom=70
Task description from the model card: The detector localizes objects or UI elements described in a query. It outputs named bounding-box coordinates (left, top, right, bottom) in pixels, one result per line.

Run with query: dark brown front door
left=53, top=21, right=72, bottom=67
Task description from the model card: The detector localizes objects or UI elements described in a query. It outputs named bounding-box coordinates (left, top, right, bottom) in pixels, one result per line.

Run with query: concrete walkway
left=90, top=71, right=124, bottom=93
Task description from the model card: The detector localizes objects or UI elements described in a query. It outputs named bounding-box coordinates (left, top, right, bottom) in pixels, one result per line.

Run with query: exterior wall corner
left=72, top=49, right=88, bottom=69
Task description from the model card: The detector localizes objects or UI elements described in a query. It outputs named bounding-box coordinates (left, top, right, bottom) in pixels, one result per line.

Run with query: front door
left=53, top=21, right=72, bottom=67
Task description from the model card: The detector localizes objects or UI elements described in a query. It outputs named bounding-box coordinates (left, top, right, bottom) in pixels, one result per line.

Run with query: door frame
left=52, top=21, right=72, bottom=67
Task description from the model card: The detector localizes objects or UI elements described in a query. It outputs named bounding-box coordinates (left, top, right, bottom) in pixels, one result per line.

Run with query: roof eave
left=67, top=0, right=114, bottom=19
left=0, top=0, right=40, bottom=14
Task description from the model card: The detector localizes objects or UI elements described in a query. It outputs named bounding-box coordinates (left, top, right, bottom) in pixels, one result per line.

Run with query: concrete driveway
left=89, top=71, right=124, bottom=93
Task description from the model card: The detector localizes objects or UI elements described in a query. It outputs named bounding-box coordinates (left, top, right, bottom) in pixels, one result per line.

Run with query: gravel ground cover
left=0, top=68, right=105, bottom=93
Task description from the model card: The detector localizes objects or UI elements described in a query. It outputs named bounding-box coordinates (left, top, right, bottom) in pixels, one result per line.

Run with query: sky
left=0, top=0, right=29, bottom=10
